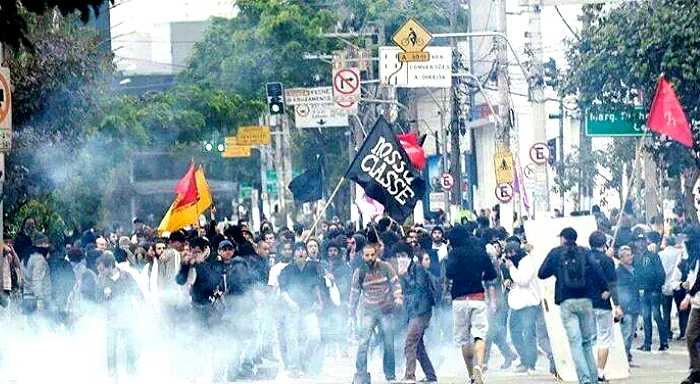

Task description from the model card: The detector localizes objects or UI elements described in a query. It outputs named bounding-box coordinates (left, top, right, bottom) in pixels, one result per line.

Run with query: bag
left=560, top=247, right=587, bottom=290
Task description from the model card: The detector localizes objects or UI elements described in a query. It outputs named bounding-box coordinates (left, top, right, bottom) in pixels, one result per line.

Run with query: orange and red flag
left=157, top=163, right=212, bottom=234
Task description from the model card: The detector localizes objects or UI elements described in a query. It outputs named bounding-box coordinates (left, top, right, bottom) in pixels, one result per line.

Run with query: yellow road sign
left=237, top=125, right=271, bottom=145
left=398, top=51, right=431, bottom=63
left=223, top=136, right=252, bottom=158
left=494, top=150, right=514, bottom=185
left=392, top=18, right=432, bottom=53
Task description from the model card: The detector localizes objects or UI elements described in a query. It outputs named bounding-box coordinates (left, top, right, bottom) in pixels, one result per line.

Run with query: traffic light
left=543, top=58, right=558, bottom=88
left=547, top=138, right=557, bottom=165
left=203, top=140, right=225, bottom=153
left=266, top=82, right=285, bottom=115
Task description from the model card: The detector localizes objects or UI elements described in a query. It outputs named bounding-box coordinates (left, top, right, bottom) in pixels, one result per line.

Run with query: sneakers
left=680, top=372, right=700, bottom=384
left=637, top=345, right=651, bottom=352
left=472, top=366, right=484, bottom=384
left=513, top=365, right=529, bottom=374
left=500, top=357, right=514, bottom=370
left=659, top=345, right=670, bottom=352
left=598, top=375, right=607, bottom=382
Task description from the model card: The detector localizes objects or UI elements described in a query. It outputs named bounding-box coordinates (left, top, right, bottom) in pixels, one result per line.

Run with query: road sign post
left=494, top=149, right=514, bottom=185
left=237, top=126, right=271, bottom=146
left=0, top=67, right=12, bottom=153
left=285, top=87, right=349, bottom=128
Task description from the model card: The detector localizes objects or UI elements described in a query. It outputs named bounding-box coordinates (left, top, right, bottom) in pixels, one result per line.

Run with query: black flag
left=345, top=117, right=426, bottom=222
left=288, top=160, right=323, bottom=203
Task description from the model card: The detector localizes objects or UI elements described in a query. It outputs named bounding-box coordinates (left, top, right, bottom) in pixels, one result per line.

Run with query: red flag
left=647, top=75, right=693, bottom=148
left=397, top=133, right=426, bottom=170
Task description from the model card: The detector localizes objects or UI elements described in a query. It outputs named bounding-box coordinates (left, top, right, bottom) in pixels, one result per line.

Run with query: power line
left=554, top=5, right=581, bottom=41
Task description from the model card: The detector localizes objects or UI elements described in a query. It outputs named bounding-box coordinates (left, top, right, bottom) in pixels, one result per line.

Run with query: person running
left=445, top=224, right=497, bottom=384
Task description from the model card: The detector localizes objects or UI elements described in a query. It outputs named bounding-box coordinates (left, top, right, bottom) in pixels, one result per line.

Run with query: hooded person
left=445, top=224, right=497, bottom=384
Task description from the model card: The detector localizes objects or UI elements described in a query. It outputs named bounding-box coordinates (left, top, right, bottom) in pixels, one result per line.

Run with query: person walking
left=401, top=250, right=438, bottom=383
left=350, top=243, right=403, bottom=384
left=616, top=246, right=641, bottom=365
left=445, top=224, right=498, bottom=384
left=633, top=232, right=668, bottom=351
left=538, top=228, right=607, bottom=384
left=588, top=231, right=618, bottom=381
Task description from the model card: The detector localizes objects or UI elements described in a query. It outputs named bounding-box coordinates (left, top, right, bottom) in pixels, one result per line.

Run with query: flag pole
left=305, top=177, right=346, bottom=242
left=610, top=130, right=648, bottom=248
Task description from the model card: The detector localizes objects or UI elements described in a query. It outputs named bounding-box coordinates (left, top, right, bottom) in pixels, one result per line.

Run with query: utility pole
left=449, top=0, right=463, bottom=211
left=0, top=42, right=5, bottom=239
left=496, top=0, right=514, bottom=231
left=527, top=0, right=550, bottom=217
left=281, top=114, right=293, bottom=225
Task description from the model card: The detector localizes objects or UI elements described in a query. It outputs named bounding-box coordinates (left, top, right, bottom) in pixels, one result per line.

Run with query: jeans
left=560, top=298, right=598, bottom=384
left=620, top=313, right=639, bottom=362
left=404, top=314, right=436, bottom=380
left=641, top=290, right=668, bottom=348
left=535, top=303, right=556, bottom=371
left=286, top=311, right=322, bottom=373
left=687, top=308, right=700, bottom=373
left=106, top=327, right=137, bottom=376
left=675, top=289, right=691, bottom=338
left=662, top=294, right=674, bottom=339
left=356, top=310, right=395, bottom=380
left=510, top=305, right=538, bottom=369
left=485, top=305, right=515, bottom=365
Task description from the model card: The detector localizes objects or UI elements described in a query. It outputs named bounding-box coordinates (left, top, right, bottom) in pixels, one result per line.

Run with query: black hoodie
left=445, top=225, right=497, bottom=299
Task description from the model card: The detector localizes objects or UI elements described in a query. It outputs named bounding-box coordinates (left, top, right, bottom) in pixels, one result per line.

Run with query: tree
left=0, top=0, right=111, bottom=49
left=564, top=1, right=700, bottom=222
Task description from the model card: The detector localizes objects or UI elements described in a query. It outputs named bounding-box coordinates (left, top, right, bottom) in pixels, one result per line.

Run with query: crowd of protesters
left=1, top=203, right=700, bottom=384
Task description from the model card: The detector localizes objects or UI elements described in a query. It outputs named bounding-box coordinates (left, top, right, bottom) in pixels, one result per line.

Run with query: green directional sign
left=585, top=107, right=649, bottom=137
left=239, top=185, right=253, bottom=199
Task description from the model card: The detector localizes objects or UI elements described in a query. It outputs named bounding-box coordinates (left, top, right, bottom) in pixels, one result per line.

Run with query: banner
left=345, top=117, right=426, bottom=222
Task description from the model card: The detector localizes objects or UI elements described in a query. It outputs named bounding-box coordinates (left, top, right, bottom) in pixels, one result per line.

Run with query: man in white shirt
left=431, top=226, right=449, bottom=262
left=660, top=235, right=683, bottom=339
left=268, top=241, right=294, bottom=370
left=505, top=242, right=541, bottom=375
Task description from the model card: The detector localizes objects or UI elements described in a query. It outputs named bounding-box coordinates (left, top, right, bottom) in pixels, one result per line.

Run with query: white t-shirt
left=268, top=261, right=289, bottom=289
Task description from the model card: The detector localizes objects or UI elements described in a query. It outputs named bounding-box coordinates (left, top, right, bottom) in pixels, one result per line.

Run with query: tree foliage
left=564, top=0, right=700, bottom=221
left=0, top=0, right=111, bottom=49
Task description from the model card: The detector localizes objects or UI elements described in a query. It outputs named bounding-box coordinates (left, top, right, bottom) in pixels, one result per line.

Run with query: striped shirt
left=350, top=260, right=402, bottom=314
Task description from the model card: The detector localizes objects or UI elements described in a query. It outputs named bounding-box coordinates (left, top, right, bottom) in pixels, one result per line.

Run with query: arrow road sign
left=333, top=67, right=360, bottom=113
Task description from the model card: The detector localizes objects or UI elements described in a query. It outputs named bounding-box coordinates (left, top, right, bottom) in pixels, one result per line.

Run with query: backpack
left=560, top=246, right=587, bottom=290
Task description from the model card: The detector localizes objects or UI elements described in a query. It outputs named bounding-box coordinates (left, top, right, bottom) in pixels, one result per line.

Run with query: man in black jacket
left=633, top=232, right=668, bottom=351
left=538, top=228, right=607, bottom=384
left=588, top=231, right=618, bottom=381
left=445, top=224, right=497, bottom=384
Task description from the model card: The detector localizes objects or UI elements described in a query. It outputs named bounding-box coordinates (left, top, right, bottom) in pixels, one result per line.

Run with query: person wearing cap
left=633, top=231, right=668, bottom=351
left=22, top=233, right=53, bottom=314
left=505, top=239, right=542, bottom=375
left=588, top=231, right=619, bottom=382
left=538, top=227, right=608, bottom=384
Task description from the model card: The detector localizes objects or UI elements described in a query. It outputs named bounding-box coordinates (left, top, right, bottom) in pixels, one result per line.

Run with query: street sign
left=332, top=67, right=360, bottom=113
left=529, top=142, right=550, bottom=165
left=222, top=136, right=252, bottom=158
left=585, top=107, right=648, bottom=137
left=237, top=125, right=271, bottom=145
left=440, top=173, right=454, bottom=191
left=494, top=150, right=514, bottom=185
left=429, top=192, right=446, bottom=212
left=379, top=46, right=452, bottom=88
left=495, top=183, right=514, bottom=203
left=285, top=87, right=349, bottom=128
left=0, top=67, right=12, bottom=152
left=524, top=163, right=536, bottom=180
left=392, top=18, right=432, bottom=54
